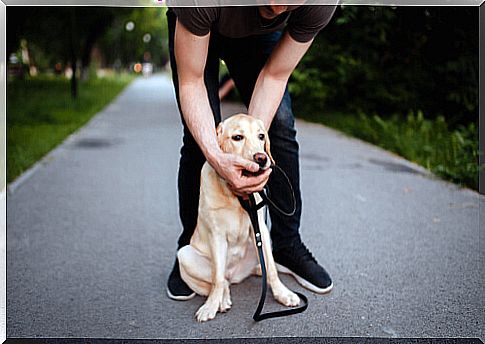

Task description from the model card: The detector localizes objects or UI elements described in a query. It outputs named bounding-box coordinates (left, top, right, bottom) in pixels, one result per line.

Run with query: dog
left=178, top=114, right=301, bottom=322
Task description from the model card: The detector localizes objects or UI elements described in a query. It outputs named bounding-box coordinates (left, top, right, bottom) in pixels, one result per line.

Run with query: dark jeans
left=167, top=9, right=302, bottom=252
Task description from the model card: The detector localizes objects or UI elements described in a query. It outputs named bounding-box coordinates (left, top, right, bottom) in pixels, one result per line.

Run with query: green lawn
left=7, top=74, right=135, bottom=183
left=294, top=106, right=480, bottom=191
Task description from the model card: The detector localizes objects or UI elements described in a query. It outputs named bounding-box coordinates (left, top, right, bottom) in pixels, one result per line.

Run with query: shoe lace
left=292, top=241, right=318, bottom=264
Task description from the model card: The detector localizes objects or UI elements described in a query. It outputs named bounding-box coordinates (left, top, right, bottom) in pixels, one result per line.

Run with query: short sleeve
left=287, top=6, right=337, bottom=43
left=170, top=7, right=219, bottom=36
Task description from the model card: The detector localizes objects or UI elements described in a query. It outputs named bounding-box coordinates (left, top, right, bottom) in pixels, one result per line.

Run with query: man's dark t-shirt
left=170, top=6, right=337, bottom=43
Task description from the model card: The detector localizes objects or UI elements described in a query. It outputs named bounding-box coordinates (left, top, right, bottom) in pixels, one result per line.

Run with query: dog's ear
left=264, top=132, right=275, bottom=165
left=216, top=122, right=225, bottom=148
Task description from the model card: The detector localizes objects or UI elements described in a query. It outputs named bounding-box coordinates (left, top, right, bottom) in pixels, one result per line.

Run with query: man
left=166, top=3, right=337, bottom=300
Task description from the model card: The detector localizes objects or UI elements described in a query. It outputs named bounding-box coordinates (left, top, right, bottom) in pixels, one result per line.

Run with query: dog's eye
left=258, top=134, right=265, bottom=141
left=232, top=135, right=244, bottom=141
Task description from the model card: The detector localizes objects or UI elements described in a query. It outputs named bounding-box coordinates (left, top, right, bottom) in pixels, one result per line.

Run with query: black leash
left=259, top=164, right=296, bottom=217
left=238, top=165, right=308, bottom=321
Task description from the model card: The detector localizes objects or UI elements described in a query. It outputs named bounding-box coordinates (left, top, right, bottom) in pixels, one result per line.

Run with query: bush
left=290, top=6, right=478, bottom=127
left=290, top=6, right=480, bottom=190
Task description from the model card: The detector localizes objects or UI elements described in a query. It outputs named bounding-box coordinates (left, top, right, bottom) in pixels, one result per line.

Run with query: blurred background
left=5, top=6, right=480, bottom=190
left=6, top=6, right=169, bottom=186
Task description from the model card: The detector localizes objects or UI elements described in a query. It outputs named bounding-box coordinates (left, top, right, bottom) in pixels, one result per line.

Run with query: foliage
left=290, top=6, right=478, bottom=127
left=7, top=7, right=169, bottom=98
left=97, top=7, right=169, bottom=68
left=290, top=6, right=479, bottom=190
left=7, top=7, right=118, bottom=70
left=7, top=75, right=135, bottom=182
left=7, top=7, right=120, bottom=97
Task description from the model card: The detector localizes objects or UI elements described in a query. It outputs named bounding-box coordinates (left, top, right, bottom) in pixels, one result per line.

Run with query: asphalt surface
left=6, top=74, right=484, bottom=340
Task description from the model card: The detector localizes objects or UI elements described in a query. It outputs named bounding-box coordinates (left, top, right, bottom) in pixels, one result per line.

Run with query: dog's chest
left=225, top=211, right=252, bottom=261
left=225, top=210, right=251, bottom=245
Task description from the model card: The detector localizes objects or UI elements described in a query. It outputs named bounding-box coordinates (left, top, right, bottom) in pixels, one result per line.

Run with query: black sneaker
left=273, top=241, right=333, bottom=294
left=166, top=258, right=196, bottom=301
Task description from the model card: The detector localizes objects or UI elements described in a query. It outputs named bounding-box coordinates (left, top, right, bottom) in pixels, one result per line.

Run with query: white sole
left=166, top=288, right=196, bottom=301
left=276, top=263, right=333, bottom=294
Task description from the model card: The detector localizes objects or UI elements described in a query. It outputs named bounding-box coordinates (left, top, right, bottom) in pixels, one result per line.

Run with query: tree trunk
left=70, top=59, right=78, bottom=99
left=81, top=32, right=97, bottom=81
left=69, top=8, right=78, bottom=99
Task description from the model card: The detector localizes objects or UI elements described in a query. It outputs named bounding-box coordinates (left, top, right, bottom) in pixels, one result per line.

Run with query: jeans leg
left=222, top=32, right=302, bottom=250
left=266, top=90, right=302, bottom=249
left=167, top=9, right=222, bottom=249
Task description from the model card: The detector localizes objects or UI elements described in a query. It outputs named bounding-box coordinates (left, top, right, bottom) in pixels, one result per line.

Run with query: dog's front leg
left=258, top=211, right=300, bottom=308
left=195, top=233, right=229, bottom=322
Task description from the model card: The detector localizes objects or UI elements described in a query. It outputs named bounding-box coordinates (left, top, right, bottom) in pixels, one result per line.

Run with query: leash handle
left=254, top=291, right=308, bottom=321
left=245, top=194, right=308, bottom=322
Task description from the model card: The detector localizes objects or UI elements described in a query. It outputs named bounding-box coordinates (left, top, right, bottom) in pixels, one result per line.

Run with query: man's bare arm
left=175, top=19, right=270, bottom=195
left=175, top=20, right=218, bottom=162
left=248, top=32, right=313, bottom=129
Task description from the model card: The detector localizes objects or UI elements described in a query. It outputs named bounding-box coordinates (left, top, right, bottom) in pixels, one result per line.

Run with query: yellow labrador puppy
left=178, top=114, right=300, bottom=322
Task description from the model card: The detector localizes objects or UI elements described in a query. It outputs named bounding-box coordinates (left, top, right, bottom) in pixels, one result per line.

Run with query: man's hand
left=174, top=20, right=272, bottom=197
left=208, top=151, right=272, bottom=197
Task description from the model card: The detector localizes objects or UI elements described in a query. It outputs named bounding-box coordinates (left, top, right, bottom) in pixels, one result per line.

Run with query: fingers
left=212, top=153, right=272, bottom=196
left=232, top=156, right=260, bottom=173
left=228, top=168, right=272, bottom=196
left=240, top=169, right=271, bottom=192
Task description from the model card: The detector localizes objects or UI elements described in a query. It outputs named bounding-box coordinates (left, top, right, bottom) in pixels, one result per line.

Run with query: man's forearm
left=247, top=32, right=312, bottom=129
left=179, top=80, right=222, bottom=165
left=173, top=17, right=266, bottom=195
left=248, top=70, right=288, bottom=129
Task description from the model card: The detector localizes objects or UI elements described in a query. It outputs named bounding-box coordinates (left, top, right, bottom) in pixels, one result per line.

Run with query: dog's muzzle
left=253, top=153, right=268, bottom=169
left=243, top=153, right=269, bottom=177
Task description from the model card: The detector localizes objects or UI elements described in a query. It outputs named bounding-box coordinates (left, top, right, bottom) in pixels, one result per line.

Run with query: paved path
left=6, top=74, right=484, bottom=340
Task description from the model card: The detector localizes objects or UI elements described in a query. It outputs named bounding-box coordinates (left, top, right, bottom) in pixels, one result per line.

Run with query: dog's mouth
left=242, top=167, right=269, bottom=177
left=242, top=154, right=271, bottom=177
left=243, top=167, right=273, bottom=177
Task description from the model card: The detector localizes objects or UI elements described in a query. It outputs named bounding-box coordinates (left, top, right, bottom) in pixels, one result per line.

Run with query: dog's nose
left=253, top=153, right=268, bottom=168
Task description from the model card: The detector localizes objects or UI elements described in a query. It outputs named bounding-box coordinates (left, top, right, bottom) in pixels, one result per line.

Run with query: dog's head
left=216, top=114, right=274, bottom=171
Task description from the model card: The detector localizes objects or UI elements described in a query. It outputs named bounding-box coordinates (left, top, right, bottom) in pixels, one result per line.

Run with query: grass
left=7, top=74, right=135, bottom=183
left=294, top=105, right=480, bottom=191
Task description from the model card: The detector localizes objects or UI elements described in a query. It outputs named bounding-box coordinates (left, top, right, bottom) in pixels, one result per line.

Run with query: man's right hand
left=208, top=151, right=272, bottom=197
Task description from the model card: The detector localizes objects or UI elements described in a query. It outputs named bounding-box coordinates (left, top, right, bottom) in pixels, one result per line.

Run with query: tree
left=290, top=6, right=478, bottom=126
left=97, top=7, right=169, bottom=69
left=7, top=7, right=118, bottom=98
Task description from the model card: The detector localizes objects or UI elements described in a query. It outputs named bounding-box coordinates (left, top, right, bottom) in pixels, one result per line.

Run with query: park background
left=3, top=4, right=483, bottom=341
left=5, top=5, right=480, bottom=191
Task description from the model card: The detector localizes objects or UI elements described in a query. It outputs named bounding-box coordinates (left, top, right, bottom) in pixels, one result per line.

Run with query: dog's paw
left=219, top=297, right=232, bottom=312
left=219, top=288, right=232, bottom=313
left=195, top=302, right=219, bottom=322
left=274, top=290, right=300, bottom=307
